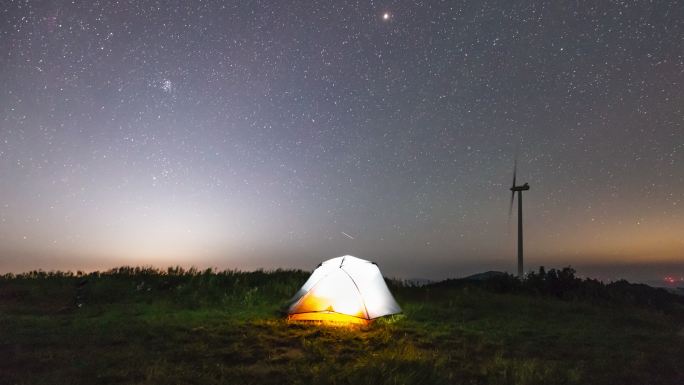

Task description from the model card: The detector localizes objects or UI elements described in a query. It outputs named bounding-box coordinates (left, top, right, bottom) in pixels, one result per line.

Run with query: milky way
left=1, top=1, right=682, bottom=280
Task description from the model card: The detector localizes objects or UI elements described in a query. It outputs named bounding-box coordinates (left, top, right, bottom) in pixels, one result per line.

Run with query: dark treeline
left=2, top=266, right=307, bottom=279
left=0, top=266, right=310, bottom=311
left=429, top=266, right=684, bottom=315
left=3, top=265, right=683, bottom=315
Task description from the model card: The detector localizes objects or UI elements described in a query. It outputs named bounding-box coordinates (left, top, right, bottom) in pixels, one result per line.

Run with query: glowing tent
left=287, top=255, right=402, bottom=324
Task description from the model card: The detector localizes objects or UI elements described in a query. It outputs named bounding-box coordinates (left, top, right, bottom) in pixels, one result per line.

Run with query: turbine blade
left=507, top=191, right=515, bottom=235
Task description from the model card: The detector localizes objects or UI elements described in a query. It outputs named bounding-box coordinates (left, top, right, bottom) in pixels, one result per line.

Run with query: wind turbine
left=509, top=156, right=530, bottom=279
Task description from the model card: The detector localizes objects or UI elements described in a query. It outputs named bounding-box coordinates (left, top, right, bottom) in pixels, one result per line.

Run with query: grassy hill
left=1, top=267, right=683, bottom=385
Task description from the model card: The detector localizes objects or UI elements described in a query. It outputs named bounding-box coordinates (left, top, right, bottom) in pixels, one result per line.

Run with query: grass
left=1, top=267, right=683, bottom=384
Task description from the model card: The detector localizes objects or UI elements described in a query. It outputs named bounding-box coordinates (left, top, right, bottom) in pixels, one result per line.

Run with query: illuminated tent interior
left=287, top=255, right=402, bottom=324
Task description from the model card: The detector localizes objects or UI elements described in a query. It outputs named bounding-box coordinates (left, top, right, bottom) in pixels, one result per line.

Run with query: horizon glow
left=0, top=1, right=682, bottom=282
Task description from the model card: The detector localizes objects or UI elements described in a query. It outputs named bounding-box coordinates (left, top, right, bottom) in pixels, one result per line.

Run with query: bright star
left=382, top=12, right=390, bottom=20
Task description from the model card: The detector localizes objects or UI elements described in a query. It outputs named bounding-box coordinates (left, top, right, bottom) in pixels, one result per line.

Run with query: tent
left=287, top=255, right=402, bottom=324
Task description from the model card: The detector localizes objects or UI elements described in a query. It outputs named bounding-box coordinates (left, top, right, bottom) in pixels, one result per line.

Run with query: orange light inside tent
left=290, top=285, right=368, bottom=325
left=295, top=293, right=366, bottom=317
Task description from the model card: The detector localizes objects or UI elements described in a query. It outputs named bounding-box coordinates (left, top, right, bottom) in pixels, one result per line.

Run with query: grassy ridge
left=1, top=267, right=683, bottom=385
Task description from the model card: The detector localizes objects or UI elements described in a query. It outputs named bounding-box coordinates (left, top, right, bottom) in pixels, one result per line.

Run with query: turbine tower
left=509, top=157, right=530, bottom=279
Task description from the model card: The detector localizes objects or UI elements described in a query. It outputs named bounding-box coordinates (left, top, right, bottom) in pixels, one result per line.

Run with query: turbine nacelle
left=510, top=183, right=530, bottom=192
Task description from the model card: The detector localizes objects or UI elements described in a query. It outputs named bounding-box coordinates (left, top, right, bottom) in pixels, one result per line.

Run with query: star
left=161, top=79, right=173, bottom=93
left=0, top=0, right=681, bottom=282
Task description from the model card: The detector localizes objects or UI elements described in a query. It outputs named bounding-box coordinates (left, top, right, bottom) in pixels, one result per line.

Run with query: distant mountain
left=661, top=287, right=684, bottom=296
left=461, top=271, right=508, bottom=281
left=641, top=280, right=684, bottom=296
left=402, top=272, right=509, bottom=286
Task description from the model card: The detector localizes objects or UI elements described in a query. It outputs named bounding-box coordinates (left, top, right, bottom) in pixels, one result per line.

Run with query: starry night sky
left=1, top=1, right=683, bottom=280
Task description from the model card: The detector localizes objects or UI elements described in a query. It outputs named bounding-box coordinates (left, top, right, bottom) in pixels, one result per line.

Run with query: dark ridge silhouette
left=427, top=266, right=684, bottom=315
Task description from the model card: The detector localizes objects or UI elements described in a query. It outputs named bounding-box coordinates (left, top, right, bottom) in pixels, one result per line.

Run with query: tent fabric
left=287, top=255, right=401, bottom=322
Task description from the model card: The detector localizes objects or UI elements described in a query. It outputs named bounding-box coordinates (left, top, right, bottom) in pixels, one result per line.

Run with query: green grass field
left=1, top=267, right=683, bottom=385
